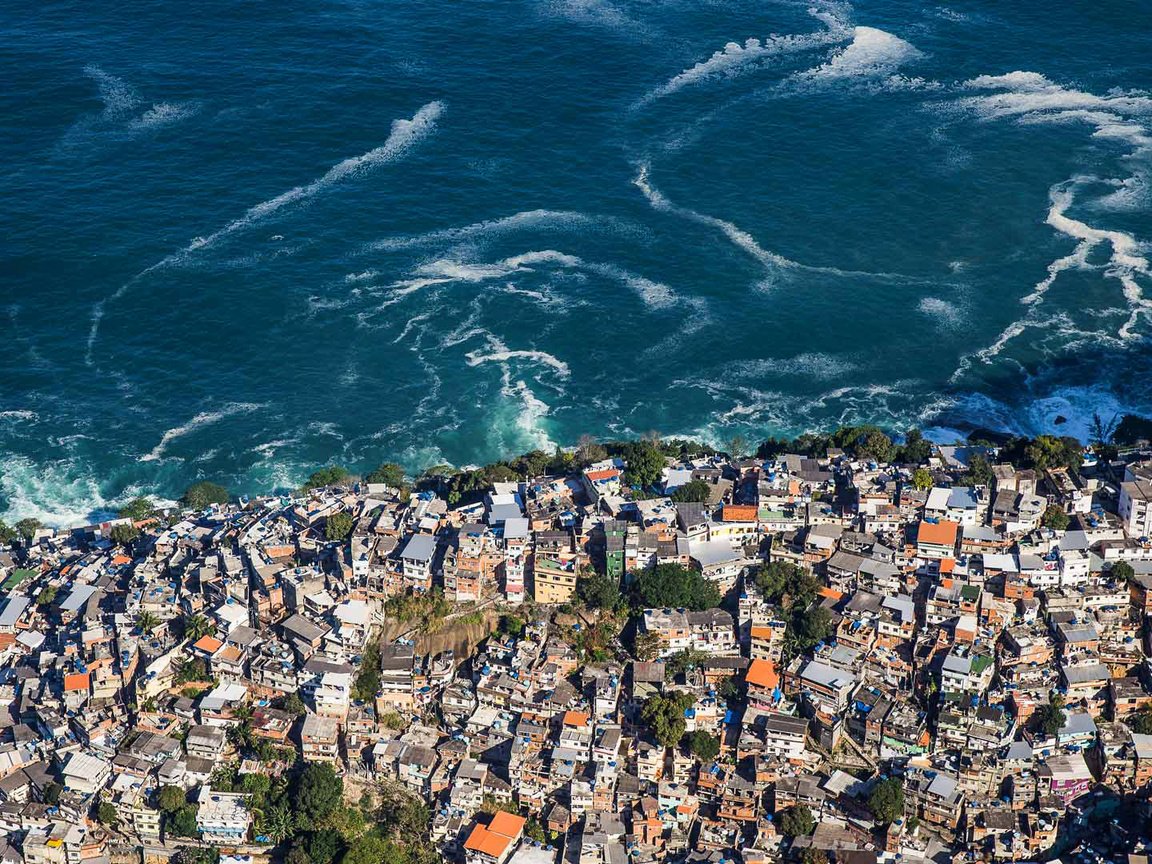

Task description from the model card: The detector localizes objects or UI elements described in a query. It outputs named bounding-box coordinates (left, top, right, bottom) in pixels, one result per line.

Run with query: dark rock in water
left=1054, top=415, right=1067, bottom=425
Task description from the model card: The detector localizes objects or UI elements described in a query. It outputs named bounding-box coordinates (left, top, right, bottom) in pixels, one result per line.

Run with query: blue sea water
left=3, top=0, right=1152, bottom=524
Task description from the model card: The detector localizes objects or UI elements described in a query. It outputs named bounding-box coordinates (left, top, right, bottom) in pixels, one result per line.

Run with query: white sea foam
left=634, top=7, right=852, bottom=108
left=140, top=402, right=264, bottom=462
left=917, top=296, right=963, bottom=326
left=86, top=101, right=445, bottom=365
left=465, top=347, right=571, bottom=378
left=789, top=26, right=923, bottom=88
left=634, top=163, right=800, bottom=275
left=366, top=209, right=629, bottom=252
left=83, top=65, right=142, bottom=118
left=179, top=101, right=444, bottom=259
left=0, top=455, right=175, bottom=528
left=128, top=101, right=200, bottom=130
left=0, top=410, right=38, bottom=422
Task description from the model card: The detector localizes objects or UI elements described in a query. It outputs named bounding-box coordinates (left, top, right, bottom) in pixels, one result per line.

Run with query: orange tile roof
left=562, top=710, right=590, bottom=727
left=745, top=658, right=779, bottom=690
left=818, top=586, right=844, bottom=601
left=464, top=812, right=525, bottom=858
left=917, top=519, right=959, bottom=546
left=193, top=635, right=223, bottom=653
left=463, top=826, right=510, bottom=858
left=63, top=672, right=90, bottom=692
left=721, top=504, right=757, bottom=522
left=585, top=468, right=620, bottom=481
left=112, top=555, right=132, bottom=567
left=487, top=811, right=527, bottom=839
left=0, top=634, right=13, bottom=650
left=939, top=558, right=956, bottom=573
left=749, top=626, right=774, bottom=640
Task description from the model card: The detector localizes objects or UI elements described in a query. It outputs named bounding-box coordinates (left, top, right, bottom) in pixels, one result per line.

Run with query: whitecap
left=633, top=7, right=852, bottom=108
left=140, top=402, right=265, bottom=462
left=86, top=101, right=445, bottom=364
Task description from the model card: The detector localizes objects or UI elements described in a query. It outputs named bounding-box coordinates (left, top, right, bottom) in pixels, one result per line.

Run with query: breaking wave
left=140, top=403, right=265, bottom=462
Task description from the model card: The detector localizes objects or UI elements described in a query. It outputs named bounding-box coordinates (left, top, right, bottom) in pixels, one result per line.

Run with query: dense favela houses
left=2, top=426, right=1152, bottom=864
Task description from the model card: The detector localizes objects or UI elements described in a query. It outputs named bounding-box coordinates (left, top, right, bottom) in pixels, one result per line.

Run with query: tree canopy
left=621, top=440, right=667, bottom=489
left=303, top=466, right=352, bottom=491
left=631, top=564, right=721, bottom=611
left=365, top=463, right=406, bottom=487
left=1041, top=504, right=1071, bottom=531
left=181, top=481, right=229, bottom=509
left=640, top=692, right=695, bottom=748
left=294, top=763, right=344, bottom=827
left=109, top=523, right=141, bottom=546
left=118, top=496, right=156, bottom=521
left=777, top=804, right=816, bottom=837
left=669, top=479, right=711, bottom=503
left=754, top=560, right=819, bottom=609
left=683, top=730, right=720, bottom=761
left=577, top=571, right=621, bottom=610
left=1034, top=696, right=1066, bottom=737
left=325, top=512, right=354, bottom=542
left=868, top=777, right=905, bottom=823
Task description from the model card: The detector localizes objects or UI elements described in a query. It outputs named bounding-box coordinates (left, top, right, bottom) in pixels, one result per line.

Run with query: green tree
left=14, top=518, right=41, bottom=543
left=868, top=777, right=905, bottom=824
left=109, top=523, right=141, bottom=546
left=307, top=828, right=345, bottom=864
left=1129, top=710, right=1152, bottom=734
left=800, top=850, right=830, bottom=864
left=911, top=468, right=933, bottom=491
left=325, top=512, right=354, bottom=542
left=622, top=441, right=666, bottom=489
left=303, top=466, right=351, bottom=491
left=375, top=782, right=430, bottom=839
left=173, top=847, right=219, bottom=864
left=118, top=497, right=156, bottom=521
left=365, top=463, right=406, bottom=487
left=182, top=613, right=214, bottom=642
left=137, top=611, right=161, bottom=634
left=899, top=429, right=933, bottom=464
left=168, top=805, right=200, bottom=837
left=97, top=799, right=119, bottom=827
left=790, top=605, right=833, bottom=655
left=856, top=429, right=896, bottom=463
left=683, top=730, right=720, bottom=761
left=633, top=631, right=663, bottom=662
left=260, top=801, right=297, bottom=842
left=640, top=692, right=696, bottom=749
left=42, top=782, right=62, bottom=804
left=353, top=641, right=381, bottom=702
left=669, top=479, right=711, bottom=503
left=158, top=785, right=188, bottom=814
left=286, top=845, right=313, bottom=864
left=754, top=560, right=819, bottom=609
left=777, top=804, right=816, bottom=837
left=181, top=481, right=229, bottom=509
left=577, top=571, right=621, bottom=610
left=962, top=453, right=995, bottom=487
left=0, top=520, right=15, bottom=545
left=294, top=763, right=344, bottom=827
left=631, top=564, right=721, bottom=611
left=499, top=615, right=525, bottom=638
left=1042, top=504, right=1071, bottom=530
left=1035, top=695, right=1066, bottom=737
left=1111, top=561, right=1135, bottom=583
left=36, top=586, right=57, bottom=607
left=1024, top=435, right=1083, bottom=473
left=278, top=692, right=308, bottom=716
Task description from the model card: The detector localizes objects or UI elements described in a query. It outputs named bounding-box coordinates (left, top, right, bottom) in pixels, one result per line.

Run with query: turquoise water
left=3, top=0, right=1152, bottom=524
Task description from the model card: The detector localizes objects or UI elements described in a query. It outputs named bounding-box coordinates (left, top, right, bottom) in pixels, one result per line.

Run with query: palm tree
left=259, top=802, right=296, bottom=843
left=136, top=611, right=160, bottom=634
left=182, top=613, right=213, bottom=642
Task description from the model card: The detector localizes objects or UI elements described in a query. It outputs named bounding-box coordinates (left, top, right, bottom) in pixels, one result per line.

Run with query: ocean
left=3, top=0, right=1152, bottom=525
